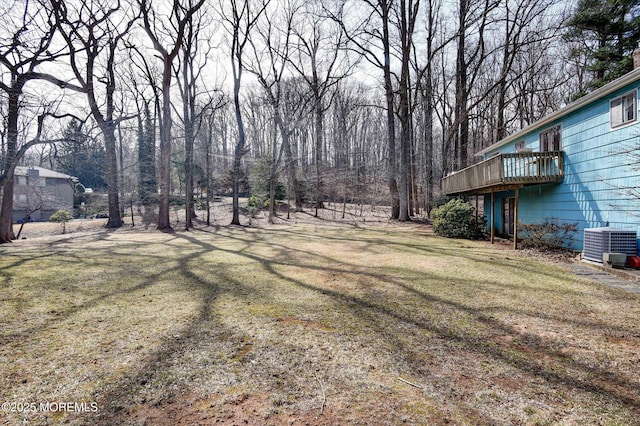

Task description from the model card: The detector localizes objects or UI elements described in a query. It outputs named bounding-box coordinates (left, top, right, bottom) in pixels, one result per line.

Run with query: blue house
left=442, top=67, right=640, bottom=256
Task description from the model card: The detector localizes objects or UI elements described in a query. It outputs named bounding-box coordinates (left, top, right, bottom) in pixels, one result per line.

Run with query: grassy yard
left=1, top=223, right=639, bottom=425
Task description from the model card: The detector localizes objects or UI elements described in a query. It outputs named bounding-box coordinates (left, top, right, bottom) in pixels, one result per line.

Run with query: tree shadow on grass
left=272, top=224, right=620, bottom=299
left=3, top=226, right=639, bottom=424
left=60, top=235, right=260, bottom=425
left=94, top=228, right=640, bottom=423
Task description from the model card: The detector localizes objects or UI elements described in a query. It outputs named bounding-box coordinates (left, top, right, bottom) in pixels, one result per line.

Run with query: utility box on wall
left=583, top=228, right=637, bottom=263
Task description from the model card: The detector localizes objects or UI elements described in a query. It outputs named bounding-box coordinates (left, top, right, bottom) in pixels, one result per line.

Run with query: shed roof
left=14, top=166, right=75, bottom=180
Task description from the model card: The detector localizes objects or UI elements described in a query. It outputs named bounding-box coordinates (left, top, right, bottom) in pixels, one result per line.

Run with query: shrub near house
left=431, top=199, right=486, bottom=240
left=518, top=218, right=579, bottom=250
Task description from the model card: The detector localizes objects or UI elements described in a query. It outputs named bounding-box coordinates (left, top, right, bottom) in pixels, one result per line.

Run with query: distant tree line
left=0, top=0, right=638, bottom=242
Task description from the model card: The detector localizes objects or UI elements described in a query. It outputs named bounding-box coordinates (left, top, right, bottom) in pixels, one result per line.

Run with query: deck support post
left=490, top=190, right=495, bottom=244
left=513, top=188, right=519, bottom=250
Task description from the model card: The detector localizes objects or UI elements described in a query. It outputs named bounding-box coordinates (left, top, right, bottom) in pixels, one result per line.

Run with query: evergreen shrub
left=431, top=199, right=486, bottom=240
left=49, top=209, right=73, bottom=234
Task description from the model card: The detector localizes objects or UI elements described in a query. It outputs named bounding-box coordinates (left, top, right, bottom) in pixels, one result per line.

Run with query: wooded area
left=1, top=0, right=638, bottom=242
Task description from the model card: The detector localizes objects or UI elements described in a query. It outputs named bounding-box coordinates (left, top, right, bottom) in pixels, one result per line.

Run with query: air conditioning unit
left=583, top=228, right=637, bottom=263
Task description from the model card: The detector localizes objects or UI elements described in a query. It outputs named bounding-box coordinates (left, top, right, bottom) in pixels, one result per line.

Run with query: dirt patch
left=125, top=392, right=343, bottom=426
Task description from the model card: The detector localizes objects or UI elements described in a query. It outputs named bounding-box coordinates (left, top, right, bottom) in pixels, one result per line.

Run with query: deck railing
left=442, top=151, right=564, bottom=195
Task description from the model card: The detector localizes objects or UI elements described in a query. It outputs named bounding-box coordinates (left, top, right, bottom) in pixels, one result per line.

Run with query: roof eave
left=476, top=68, right=640, bottom=157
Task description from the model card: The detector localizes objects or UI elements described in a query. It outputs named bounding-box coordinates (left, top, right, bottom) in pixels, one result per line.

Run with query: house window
left=540, top=125, right=561, bottom=152
left=610, top=90, right=637, bottom=128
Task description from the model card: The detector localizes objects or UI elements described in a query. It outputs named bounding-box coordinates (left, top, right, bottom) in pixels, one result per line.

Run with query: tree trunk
left=102, top=127, right=123, bottom=228
left=267, top=118, right=277, bottom=224
left=231, top=75, right=246, bottom=226
left=182, top=44, right=197, bottom=230
left=454, top=0, right=469, bottom=170
left=423, top=76, right=434, bottom=215
left=397, top=0, right=416, bottom=222
left=410, top=126, right=418, bottom=216
left=382, top=1, right=399, bottom=219
left=268, top=176, right=276, bottom=224
left=157, top=58, right=173, bottom=231
left=0, top=90, right=20, bottom=243
left=222, top=114, right=229, bottom=170
left=117, top=122, right=126, bottom=221
left=184, top=126, right=194, bottom=229
left=314, top=88, right=324, bottom=213
left=398, top=106, right=411, bottom=222
left=140, top=0, right=204, bottom=232
left=0, top=176, right=16, bottom=243
left=206, top=115, right=213, bottom=226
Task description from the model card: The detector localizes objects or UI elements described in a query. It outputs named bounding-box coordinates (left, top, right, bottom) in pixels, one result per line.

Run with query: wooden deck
left=442, top=151, right=564, bottom=195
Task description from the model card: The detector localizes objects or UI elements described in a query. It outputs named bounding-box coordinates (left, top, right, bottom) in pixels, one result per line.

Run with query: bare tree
left=491, top=0, right=562, bottom=143
left=329, top=0, right=400, bottom=219
left=393, top=0, right=420, bottom=221
left=51, top=0, right=139, bottom=228
left=0, top=0, right=82, bottom=242
left=198, top=94, right=227, bottom=225
left=219, top=0, right=270, bottom=225
left=413, top=0, right=445, bottom=214
left=246, top=0, right=310, bottom=220
left=288, top=1, right=352, bottom=216
left=173, top=4, right=212, bottom=230
left=139, top=0, right=206, bottom=231
left=124, top=46, right=163, bottom=225
left=452, top=0, right=496, bottom=170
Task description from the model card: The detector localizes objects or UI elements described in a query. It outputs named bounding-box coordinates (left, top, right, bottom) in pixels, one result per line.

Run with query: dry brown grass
left=1, top=216, right=639, bottom=425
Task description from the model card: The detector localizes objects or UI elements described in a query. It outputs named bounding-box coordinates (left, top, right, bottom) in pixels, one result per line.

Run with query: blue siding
left=484, top=84, right=640, bottom=253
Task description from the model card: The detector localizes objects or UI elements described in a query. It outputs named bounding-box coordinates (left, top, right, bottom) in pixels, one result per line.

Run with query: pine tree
left=57, top=120, right=107, bottom=190
left=137, top=103, right=157, bottom=206
left=566, top=0, right=640, bottom=96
